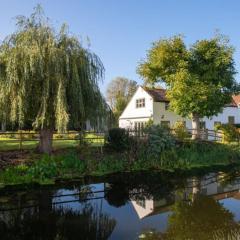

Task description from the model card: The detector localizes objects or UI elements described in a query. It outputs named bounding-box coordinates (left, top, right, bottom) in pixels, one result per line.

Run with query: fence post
left=19, top=130, right=23, bottom=151
left=205, top=129, right=208, bottom=140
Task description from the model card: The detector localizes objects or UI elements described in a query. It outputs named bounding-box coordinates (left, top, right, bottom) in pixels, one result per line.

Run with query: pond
left=1, top=170, right=240, bottom=239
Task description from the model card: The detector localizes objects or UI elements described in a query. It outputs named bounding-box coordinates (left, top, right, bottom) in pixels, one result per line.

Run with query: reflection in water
left=0, top=196, right=116, bottom=239
left=167, top=195, right=240, bottom=240
left=1, top=171, right=240, bottom=239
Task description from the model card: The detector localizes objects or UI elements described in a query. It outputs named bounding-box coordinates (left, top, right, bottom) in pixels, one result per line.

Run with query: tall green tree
left=106, top=77, right=137, bottom=121
left=138, top=35, right=237, bottom=138
left=0, top=6, right=108, bottom=153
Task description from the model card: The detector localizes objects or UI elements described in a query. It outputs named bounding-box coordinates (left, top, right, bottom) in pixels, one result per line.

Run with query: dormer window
left=136, top=98, right=145, bottom=108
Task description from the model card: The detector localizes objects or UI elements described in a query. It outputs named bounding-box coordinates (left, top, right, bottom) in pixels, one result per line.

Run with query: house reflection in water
left=131, top=173, right=240, bottom=219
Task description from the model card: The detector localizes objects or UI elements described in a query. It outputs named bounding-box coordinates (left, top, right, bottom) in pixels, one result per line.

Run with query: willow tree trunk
left=192, top=113, right=200, bottom=140
left=1, top=121, right=6, bottom=132
left=38, top=129, right=53, bottom=154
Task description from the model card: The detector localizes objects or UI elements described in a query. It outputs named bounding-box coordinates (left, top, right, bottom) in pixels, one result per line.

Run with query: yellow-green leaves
left=138, top=35, right=237, bottom=118
left=0, top=6, right=108, bottom=132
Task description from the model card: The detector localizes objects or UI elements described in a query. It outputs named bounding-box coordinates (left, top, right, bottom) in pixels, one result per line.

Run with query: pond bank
left=0, top=141, right=240, bottom=189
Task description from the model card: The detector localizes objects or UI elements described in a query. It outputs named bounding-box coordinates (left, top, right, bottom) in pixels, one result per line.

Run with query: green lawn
left=0, top=133, right=104, bottom=151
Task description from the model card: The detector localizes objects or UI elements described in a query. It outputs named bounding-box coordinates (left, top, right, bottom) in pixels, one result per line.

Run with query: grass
left=0, top=139, right=77, bottom=151
left=0, top=141, right=240, bottom=189
left=0, top=133, right=104, bottom=151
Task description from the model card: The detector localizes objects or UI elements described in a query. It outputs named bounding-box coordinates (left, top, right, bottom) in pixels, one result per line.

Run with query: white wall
left=153, top=103, right=240, bottom=130
left=119, top=86, right=153, bottom=128
left=131, top=199, right=154, bottom=219
left=202, top=107, right=240, bottom=129
left=153, top=102, right=192, bottom=129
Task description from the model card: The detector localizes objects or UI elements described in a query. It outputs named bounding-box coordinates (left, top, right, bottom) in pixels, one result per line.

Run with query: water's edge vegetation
left=0, top=140, right=239, bottom=189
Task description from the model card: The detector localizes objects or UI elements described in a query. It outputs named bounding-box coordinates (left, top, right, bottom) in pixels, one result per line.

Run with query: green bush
left=59, top=152, right=86, bottom=172
left=105, top=128, right=130, bottom=151
left=27, top=155, right=58, bottom=179
left=173, top=121, right=189, bottom=141
left=97, top=155, right=126, bottom=173
left=144, top=124, right=175, bottom=158
left=215, top=123, right=239, bottom=143
left=0, top=164, right=31, bottom=185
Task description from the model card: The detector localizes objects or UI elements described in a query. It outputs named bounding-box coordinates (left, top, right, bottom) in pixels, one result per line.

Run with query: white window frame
left=136, top=98, right=145, bottom=108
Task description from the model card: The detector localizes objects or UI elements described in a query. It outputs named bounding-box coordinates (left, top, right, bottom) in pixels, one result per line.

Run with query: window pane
left=228, top=116, right=235, bottom=124
left=136, top=98, right=145, bottom=108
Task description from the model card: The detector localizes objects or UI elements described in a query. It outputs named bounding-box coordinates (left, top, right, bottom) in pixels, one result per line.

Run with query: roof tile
left=143, top=86, right=240, bottom=107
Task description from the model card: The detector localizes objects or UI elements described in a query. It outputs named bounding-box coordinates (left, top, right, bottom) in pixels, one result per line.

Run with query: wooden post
left=19, top=130, right=23, bottom=151
left=204, top=129, right=208, bottom=140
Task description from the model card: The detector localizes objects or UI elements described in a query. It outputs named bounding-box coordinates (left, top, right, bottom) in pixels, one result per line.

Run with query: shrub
left=145, top=119, right=154, bottom=128
left=144, top=124, right=175, bottom=158
left=105, top=128, right=130, bottom=152
left=27, top=155, right=58, bottom=179
left=173, top=121, right=189, bottom=141
left=0, top=164, right=31, bottom=185
left=97, top=155, right=126, bottom=173
left=59, top=153, right=86, bottom=172
left=215, top=123, right=239, bottom=143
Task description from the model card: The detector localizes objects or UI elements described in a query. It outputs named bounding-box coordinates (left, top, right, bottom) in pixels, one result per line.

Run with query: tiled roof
left=144, top=87, right=169, bottom=102
left=144, top=87, right=240, bottom=107
left=232, top=95, right=240, bottom=106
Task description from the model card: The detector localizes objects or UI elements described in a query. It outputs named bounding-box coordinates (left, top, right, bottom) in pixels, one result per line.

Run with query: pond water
left=1, top=170, right=240, bottom=239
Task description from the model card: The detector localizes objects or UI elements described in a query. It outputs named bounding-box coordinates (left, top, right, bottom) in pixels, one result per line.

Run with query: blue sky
left=1, top=0, right=240, bottom=95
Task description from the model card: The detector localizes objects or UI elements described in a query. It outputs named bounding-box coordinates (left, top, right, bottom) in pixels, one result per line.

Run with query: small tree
left=0, top=6, right=108, bottom=153
left=138, top=35, right=237, bottom=138
left=106, top=77, right=137, bottom=121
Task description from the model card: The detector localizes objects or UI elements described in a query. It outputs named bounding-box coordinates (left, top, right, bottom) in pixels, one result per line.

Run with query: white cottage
left=119, top=86, right=240, bottom=130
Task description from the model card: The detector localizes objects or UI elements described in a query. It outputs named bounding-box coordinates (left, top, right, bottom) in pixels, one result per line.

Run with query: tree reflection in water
left=0, top=198, right=116, bottom=240
left=139, top=195, right=240, bottom=240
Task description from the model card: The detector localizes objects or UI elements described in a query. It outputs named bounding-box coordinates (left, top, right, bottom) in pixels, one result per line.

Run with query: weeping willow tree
left=0, top=6, right=109, bottom=153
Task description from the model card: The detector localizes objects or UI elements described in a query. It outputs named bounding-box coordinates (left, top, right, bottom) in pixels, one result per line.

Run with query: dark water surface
left=1, top=170, right=240, bottom=239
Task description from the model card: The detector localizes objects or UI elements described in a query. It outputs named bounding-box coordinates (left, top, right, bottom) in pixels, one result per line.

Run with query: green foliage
left=144, top=124, right=175, bottom=158
left=59, top=153, right=86, bottom=172
left=166, top=195, right=240, bottom=239
left=105, top=128, right=130, bottom=151
left=0, top=152, right=87, bottom=186
left=114, top=97, right=128, bottom=120
left=173, top=121, right=189, bottom=141
left=0, top=141, right=239, bottom=187
left=174, top=142, right=240, bottom=167
left=145, top=119, right=154, bottom=128
left=133, top=141, right=240, bottom=171
left=0, top=5, right=109, bottom=132
left=138, top=35, right=237, bottom=120
left=27, top=155, right=58, bottom=179
left=0, top=164, right=31, bottom=185
left=106, top=77, right=137, bottom=120
left=97, top=155, right=126, bottom=173
left=215, top=123, right=239, bottom=143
